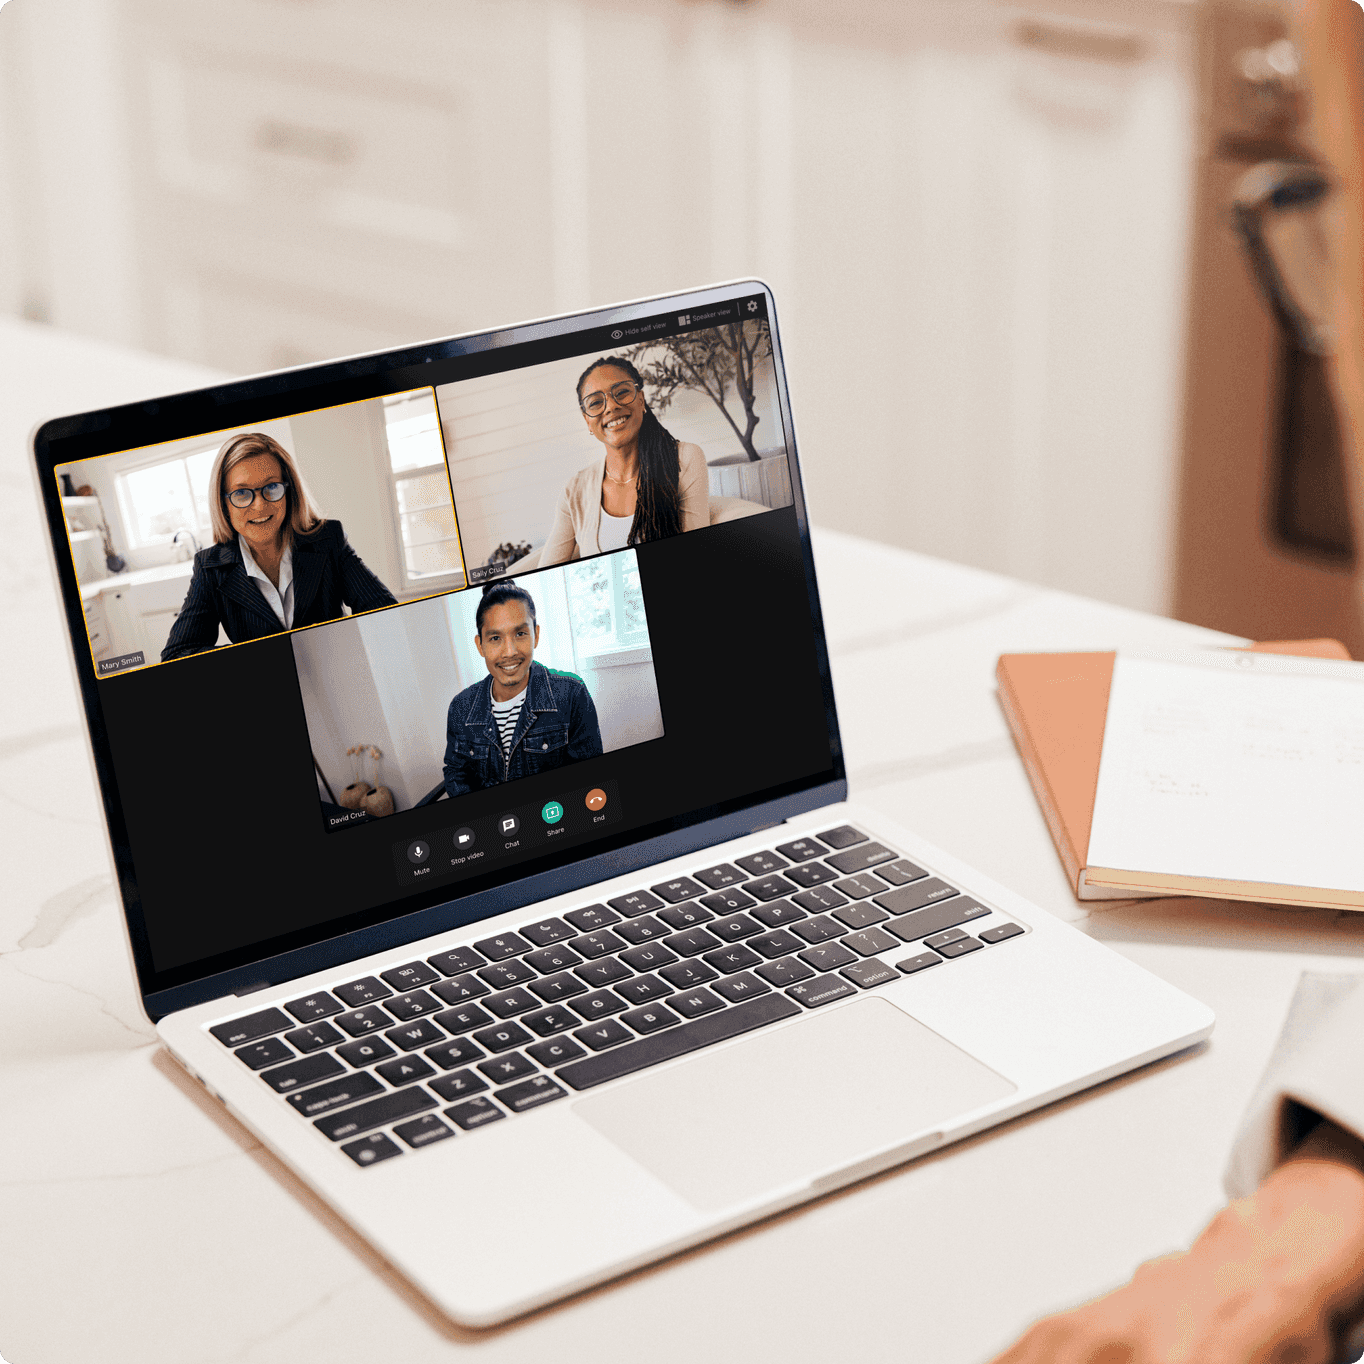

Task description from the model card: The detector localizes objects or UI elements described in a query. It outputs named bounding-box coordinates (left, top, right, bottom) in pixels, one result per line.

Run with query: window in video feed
left=435, top=318, right=792, bottom=583
left=292, top=550, right=664, bottom=831
left=55, top=387, right=465, bottom=677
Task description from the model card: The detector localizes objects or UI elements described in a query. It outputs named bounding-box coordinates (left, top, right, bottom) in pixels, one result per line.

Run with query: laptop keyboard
left=207, top=825, right=1027, bottom=1167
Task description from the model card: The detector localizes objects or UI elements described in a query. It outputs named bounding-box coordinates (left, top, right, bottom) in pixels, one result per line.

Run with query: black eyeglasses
left=580, top=380, right=640, bottom=416
left=225, top=480, right=288, bottom=510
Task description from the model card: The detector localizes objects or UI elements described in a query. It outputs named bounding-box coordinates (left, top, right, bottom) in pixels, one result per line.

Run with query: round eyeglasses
left=225, top=480, right=288, bottom=510
left=580, top=380, right=640, bottom=417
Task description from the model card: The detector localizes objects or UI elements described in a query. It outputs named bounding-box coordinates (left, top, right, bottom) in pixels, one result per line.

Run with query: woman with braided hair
left=537, top=355, right=709, bottom=565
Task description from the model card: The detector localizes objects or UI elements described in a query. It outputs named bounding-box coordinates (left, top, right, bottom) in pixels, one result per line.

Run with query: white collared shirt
left=238, top=534, right=295, bottom=628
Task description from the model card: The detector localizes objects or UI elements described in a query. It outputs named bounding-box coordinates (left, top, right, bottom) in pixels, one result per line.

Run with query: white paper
left=1086, top=649, right=1364, bottom=891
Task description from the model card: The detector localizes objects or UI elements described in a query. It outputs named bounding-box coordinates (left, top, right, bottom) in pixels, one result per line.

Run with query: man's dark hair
left=576, top=355, right=683, bottom=545
left=476, top=579, right=537, bottom=634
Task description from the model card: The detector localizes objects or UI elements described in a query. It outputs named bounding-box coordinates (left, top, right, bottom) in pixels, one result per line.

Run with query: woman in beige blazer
left=538, top=356, right=710, bottom=565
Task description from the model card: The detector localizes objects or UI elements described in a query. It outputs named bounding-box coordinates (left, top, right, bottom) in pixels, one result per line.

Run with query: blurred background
left=3, top=0, right=1359, bottom=648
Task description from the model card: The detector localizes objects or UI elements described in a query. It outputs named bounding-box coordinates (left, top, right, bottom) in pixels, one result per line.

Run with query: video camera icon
left=453, top=827, right=476, bottom=852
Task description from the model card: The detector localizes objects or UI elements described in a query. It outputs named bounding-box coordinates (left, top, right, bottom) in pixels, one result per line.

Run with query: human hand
left=986, top=1123, right=1364, bottom=1364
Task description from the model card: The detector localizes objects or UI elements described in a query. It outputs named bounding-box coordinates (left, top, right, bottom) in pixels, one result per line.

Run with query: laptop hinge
left=234, top=980, right=274, bottom=996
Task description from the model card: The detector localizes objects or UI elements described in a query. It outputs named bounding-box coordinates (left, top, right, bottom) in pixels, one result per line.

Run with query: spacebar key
left=557, top=994, right=801, bottom=1091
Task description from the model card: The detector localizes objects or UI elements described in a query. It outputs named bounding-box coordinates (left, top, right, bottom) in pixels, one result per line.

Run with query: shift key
left=313, top=1086, right=437, bottom=1141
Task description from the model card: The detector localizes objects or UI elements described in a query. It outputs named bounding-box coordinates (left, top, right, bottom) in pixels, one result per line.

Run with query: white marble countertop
left=78, top=560, right=196, bottom=603
left=6, top=317, right=1364, bottom=1364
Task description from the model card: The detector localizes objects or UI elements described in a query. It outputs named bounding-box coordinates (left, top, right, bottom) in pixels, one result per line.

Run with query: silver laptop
left=34, top=281, right=1213, bottom=1327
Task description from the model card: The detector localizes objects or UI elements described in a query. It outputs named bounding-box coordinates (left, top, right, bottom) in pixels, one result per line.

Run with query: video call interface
left=47, top=293, right=838, bottom=991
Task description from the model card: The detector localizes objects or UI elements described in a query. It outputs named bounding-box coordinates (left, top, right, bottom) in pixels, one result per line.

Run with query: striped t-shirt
left=491, top=689, right=527, bottom=754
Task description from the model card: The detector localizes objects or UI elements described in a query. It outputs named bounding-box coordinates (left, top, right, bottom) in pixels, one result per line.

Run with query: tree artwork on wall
left=626, top=320, right=773, bottom=462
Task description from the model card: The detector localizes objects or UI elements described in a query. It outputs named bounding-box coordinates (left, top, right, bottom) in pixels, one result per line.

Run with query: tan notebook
left=996, top=639, right=1352, bottom=901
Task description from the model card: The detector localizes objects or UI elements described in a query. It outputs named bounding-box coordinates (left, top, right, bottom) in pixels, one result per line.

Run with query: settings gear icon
left=746, top=300, right=758, bottom=314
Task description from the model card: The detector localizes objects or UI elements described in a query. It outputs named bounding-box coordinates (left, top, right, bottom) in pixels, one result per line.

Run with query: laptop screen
left=35, top=283, right=844, bottom=1013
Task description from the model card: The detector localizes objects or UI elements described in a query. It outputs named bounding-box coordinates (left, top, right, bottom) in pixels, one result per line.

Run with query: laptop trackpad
left=573, top=998, right=1015, bottom=1211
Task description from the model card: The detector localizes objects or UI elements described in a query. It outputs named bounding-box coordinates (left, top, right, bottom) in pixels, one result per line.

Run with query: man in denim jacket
left=443, top=580, right=603, bottom=799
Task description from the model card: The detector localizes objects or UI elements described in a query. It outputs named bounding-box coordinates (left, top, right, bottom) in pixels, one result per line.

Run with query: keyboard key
left=896, top=951, right=943, bottom=975
left=669, top=927, right=722, bottom=957
left=434, top=1003, right=494, bottom=1034
left=791, top=915, right=847, bottom=944
left=383, top=989, right=443, bottom=1021
left=342, top=1133, right=403, bottom=1167
left=926, top=928, right=968, bottom=949
left=699, top=889, right=757, bottom=915
left=658, top=903, right=714, bottom=930
left=608, top=890, right=664, bottom=917
left=472, top=1021, right=533, bottom=1053
left=496, top=1075, right=568, bottom=1113
left=833, top=901, right=889, bottom=930
left=844, top=927, right=898, bottom=956
left=573, top=1019, right=633, bottom=1051
left=874, top=858, right=928, bottom=887
left=525, top=946, right=582, bottom=975
left=529, top=972, right=588, bottom=1003
left=564, top=904, right=619, bottom=931
left=385, top=1018, right=446, bottom=1051
left=484, top=988, right=540, bottom=1019
left=569, top=930, right=626, bottom=960
left=424, top=1037, right=483, bottom=1069
left=874, top=879, right=962, bottom=916
left=210, top=1007, right=292, bottom=1048
left=980, top=922, right=1025, bottom=944
left=615, top=914, right=669, bottom=944
left=755, top=956, right=816, bottom=986
left=394, top=1114, right=454, bottom=1148
left=841, top=959, right=899, bottom=989
left=478, top=1051, right=538, bottom=1084
left=523, top=1006, right=578, bottom=1037
left=787, top=976, right=858, bottom=1008
left=570, top=989, right=627, bottom=1020
left=817, top=825, right=867, bottom=850
left=520, top=917, right=575, bottom=946
left=337, top=1037, right=396, bottom=1068
left=333, top=977, right=391, bottom=1007
left=694, top=863, right=743, bottom=890
left=622, top=1003, right=680, bottom=1034
left=381, top=961, right=441, bottom=991
left=377, top=1055, right=436, bottom=1086
left=670, top=987, right=725, bottom=1019
left=649, top=876, right=705, bottom=903
left=284, top=993, right=343, bottom=1023
left=559, top=994, right=802, bottom=1091
left=735, top=850, right=788, bottom=876
left=284, top=1022, right=343, bottom=1055
left=784, top=861, right=839, bottom=889
left=709, top=913, right=762, bottom=942
left=527, top=1037, right=586, bottom=1066
left=752, top=898, right=808, bottom=928
left=432, top=974, right=489, bottom=1006
left=261, top=1054, right=345, bottom=1093
left=314, top=1087, right=437, bottom=1142
left=235, top=1037, right=293, bottom=1070
left=660, top=959, right=718, bottom=989
left=799, top=942, right=858, bottom=972
left=427, top=946, right=487, bottom=975
left=574, top=956, right=632, bottom=987
left=286, top=1071, right=384, bottom=1116
left=616, top=973, right=672, bottom=1004
left=712, top=971, right=771, bottom=1004
left=477, top=960, right=536, bottom=989
left=430, top=1069, right=489, bottom=1102
left=826, top=841, right=895, bottom=874
left=619, top=943, right=678, bottom=973
left=937, top=937, right=984, bottom=958
left=776, top=837, right=826, bottom=863
left=473, top=932, right=532, bottom=962
left=336, top=1005, right=392, bottom=1036
left=703, top=944, right=762, bottom=975
left=749, top=929, right=804, bottom=960
left=790, top=887, right=846, bottom=914
left=743, top=875, right=798, bottom=902
left=445, top=1096, right=505, bottom=1129
left=888, top=899, right=990, bottom=943
left=833, top=873, right=889, bottom=900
